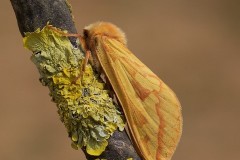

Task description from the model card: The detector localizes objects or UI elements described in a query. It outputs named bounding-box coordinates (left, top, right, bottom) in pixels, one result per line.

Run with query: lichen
left=23, top=25, right=125, bottom=156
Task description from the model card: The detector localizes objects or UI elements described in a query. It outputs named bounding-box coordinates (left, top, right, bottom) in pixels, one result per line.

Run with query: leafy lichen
left=23, top=25, right=125, bottom=156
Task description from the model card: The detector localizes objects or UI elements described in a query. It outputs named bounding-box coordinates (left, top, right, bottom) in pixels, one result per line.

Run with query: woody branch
left=10, top=0, right=141, bottom=159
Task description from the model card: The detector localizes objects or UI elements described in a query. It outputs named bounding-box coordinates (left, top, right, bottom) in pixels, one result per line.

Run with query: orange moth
left=79, top=22, right=183, bottom=160
left=48, top=21, right=183, bottom=159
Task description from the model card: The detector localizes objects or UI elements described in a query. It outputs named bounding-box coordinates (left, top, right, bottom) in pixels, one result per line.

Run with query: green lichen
left=23, top=25, right=125, bottom=156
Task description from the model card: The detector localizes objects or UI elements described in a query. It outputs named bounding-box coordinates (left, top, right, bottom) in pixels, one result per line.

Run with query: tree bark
left=10, top=0, right=141, bottom=159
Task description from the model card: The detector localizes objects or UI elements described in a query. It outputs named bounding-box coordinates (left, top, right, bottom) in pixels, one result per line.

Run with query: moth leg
left=47, top=25, right=88, bottom=52
left=47, top=25, right=81, bottom=38
left=46, top=25, right=91, bottom=84
left=82, top=50, right=92, bottom=72
left=72, top=50, right=92, bottom=84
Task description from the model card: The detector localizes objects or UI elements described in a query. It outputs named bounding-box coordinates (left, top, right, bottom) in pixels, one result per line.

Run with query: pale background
left=0, top=1, right=240, bottom=160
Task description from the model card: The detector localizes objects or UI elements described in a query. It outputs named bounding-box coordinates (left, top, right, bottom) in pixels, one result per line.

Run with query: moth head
left=83, top=22, right=127, bottom=46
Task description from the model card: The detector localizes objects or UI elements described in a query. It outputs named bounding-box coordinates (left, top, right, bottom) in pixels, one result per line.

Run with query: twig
left=10, top=0, right=141, bottom=159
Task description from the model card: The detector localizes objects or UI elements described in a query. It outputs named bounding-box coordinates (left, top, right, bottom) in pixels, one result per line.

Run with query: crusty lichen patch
left=23, top=25, right=125, bottom=156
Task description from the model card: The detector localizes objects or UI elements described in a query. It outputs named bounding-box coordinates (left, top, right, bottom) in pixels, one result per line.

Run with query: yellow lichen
left=23, top=25, right=125, bottom=156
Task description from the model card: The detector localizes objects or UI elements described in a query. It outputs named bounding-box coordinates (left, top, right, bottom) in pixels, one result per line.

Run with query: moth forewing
left=84, top=22, right=182, bottom=160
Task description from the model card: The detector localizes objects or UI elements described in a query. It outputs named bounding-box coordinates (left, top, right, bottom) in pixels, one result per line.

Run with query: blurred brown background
left=0, top=0, right=239, bottom=160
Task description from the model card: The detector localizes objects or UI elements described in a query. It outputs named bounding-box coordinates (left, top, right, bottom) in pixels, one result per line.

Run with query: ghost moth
left=49, top=22, right=183, bottom=160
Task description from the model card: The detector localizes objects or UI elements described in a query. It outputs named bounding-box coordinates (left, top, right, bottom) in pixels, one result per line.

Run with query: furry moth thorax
left=83, top=22, right=127, bottom=47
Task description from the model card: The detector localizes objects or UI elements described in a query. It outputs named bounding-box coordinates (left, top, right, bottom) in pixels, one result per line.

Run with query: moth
left=79, top=22, right=183, bottom=160
left=53, top=22, right=183, bottom=160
